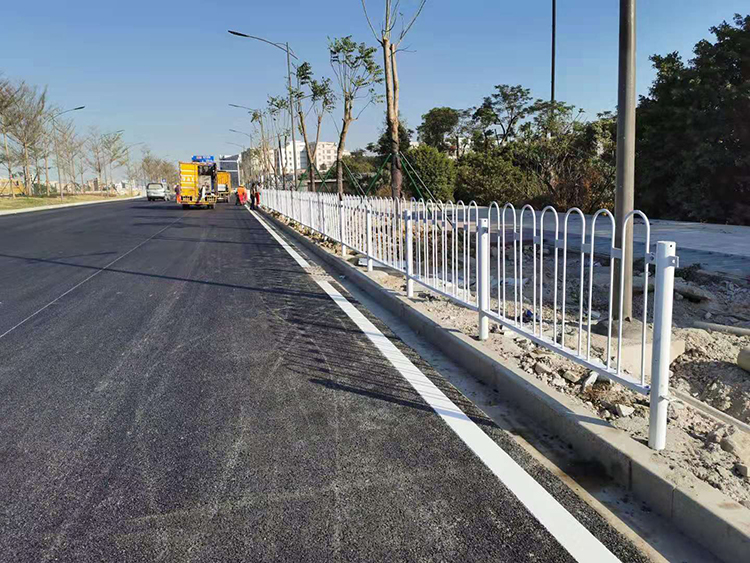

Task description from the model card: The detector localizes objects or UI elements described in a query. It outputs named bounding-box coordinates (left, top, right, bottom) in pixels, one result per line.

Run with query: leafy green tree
left=636, top=14, right=750, bottom=224
left=403, top=144, right=456, bottom=201
left=294, top=62, right=335, bottom=192
left=417, top=107, right=459, bottom=153
left=472, top=85, right=534, bottom=149
left=329, top=36, right=383, bottom=196
left=342, top=149, right=378, bottom=174
left=455, top=148, right=529, bottom=205
left=366, top=117, right=412, bottom=161
left=513, top=102, right=616, bottom=212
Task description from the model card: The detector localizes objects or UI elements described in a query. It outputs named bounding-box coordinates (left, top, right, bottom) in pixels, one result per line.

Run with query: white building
left=310, top=142, right=337, bottom=171
left=276, top=141, right=306, bottom=176
left=275, top=141, right=351, bottom=175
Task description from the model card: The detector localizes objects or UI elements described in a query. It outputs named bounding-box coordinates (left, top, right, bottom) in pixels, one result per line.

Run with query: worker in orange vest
left=236, top=185, right=247, bottom=206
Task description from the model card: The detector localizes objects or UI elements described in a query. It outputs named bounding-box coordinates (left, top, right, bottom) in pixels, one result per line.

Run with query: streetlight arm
left=227, top=30, right=298, bottom=59
left=45, top=105, right=85, bottom=124
left=229, top=129, right=253, bottom=139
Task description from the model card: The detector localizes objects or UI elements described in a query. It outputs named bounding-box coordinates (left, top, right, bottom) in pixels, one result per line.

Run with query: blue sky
left=3, top=0, right=746, bottom=177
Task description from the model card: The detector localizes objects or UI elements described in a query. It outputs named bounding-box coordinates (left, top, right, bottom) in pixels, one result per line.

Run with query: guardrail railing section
left=261, top=189, right=677, bottom=451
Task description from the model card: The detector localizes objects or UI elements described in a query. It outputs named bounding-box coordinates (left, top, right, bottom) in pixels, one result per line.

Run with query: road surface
left=0, top=200, right=650, bottom=562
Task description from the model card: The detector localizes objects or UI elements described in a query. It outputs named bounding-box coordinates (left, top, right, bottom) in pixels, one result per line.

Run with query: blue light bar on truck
left=191, top=155, right=215, bottom=163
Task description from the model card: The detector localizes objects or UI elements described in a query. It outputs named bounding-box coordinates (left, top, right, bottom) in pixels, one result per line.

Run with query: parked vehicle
left=146, top=182, right=168, bottom=201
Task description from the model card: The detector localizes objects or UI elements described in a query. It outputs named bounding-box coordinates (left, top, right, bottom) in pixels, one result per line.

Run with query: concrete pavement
left=450, top=206, right=750, bottom=278
left=0, top=200, right=650, bottom=561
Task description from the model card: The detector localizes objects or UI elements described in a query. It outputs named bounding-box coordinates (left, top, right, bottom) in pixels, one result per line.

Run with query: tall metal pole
left=286, top=42, right=298, bottom=190
left=614, top=0, right=636, bottom=320
left=50, top=119, right=64, bottom=201
left=551, top=0, right=556, bottom=103
left=277, top=135, right=286, bottom=190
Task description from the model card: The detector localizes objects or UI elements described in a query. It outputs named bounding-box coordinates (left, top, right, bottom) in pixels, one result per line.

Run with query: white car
left=146, top=182, right=168, bottom=201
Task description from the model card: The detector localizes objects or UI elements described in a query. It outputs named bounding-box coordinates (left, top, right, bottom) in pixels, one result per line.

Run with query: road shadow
left=129, top=204, right=180, bottom=211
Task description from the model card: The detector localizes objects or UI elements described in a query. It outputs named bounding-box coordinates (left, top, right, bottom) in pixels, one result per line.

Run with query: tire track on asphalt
left=0, top=214, right=186, bottom=342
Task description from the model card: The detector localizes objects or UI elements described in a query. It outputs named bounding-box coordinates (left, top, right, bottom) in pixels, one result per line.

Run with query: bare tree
left=140, top=149, right=178, bottom=186
left=251, top=109, right=275, bottom=188
left=54, top=118, right=79, bottom=196
left=293, top=62, right=335, bottom=192
left=268, top=97, right=292, bottom=189
left=6, top=84, right=47, bottom=195
left=0, top=77, right=20, bottom=198
left=329, top=36, right=383, bottom=197
left=101, top=131, right=126, bottom=192
left=86, top=127, right=106, bottom=190
left=362, top=0, right=426, bottom=198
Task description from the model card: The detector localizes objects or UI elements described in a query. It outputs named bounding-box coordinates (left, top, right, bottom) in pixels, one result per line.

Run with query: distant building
left=276, top=141, right=306, bottom=176
left=276, top=141, right=350, bottom=174
left=218, top=154, right=241, bottom=187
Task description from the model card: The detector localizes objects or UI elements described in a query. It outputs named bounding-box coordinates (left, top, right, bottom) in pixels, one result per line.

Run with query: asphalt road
left=0, top=200, right=649, bottom=562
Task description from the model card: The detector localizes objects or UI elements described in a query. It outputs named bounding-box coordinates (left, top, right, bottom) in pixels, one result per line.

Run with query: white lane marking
left=0, top=215, right=185, bottom=342
left=316, top=280, right=621, bottom=563
left=258, top=214, right=621, bottom=563
left=249, top=209, right=309, bottom=269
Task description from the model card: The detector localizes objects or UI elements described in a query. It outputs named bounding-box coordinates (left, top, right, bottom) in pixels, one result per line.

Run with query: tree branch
left=397, top=0, right=427, bottom=44
left=361, top=0, right=380, bottom=42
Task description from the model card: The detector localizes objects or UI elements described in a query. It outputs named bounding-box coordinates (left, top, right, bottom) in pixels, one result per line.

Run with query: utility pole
left=551, top=0, right=556, bottom=103
left=614, top=0, right=636, bottom=320
left=277, top=135, right=286, bottom=190
left=52, top=123, right=64, bottom=201
left=286, top=42, right=298, bottom=190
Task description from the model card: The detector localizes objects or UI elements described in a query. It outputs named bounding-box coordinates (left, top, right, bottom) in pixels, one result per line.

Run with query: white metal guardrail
left=262, top=189, right=677, bottom=450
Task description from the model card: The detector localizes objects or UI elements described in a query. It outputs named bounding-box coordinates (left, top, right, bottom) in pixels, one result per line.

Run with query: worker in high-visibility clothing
left=235, top=185, right=247, bottom=206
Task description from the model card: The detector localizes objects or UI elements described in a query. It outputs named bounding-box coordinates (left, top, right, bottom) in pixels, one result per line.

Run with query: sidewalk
left=471, top=207, right=750, bottom=278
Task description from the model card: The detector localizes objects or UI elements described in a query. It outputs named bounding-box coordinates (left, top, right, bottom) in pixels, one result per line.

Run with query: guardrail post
left=339, top=198, right=347, bottom=257
left=366, top=206, right=374, bottom=272
left=405, top=210, right=414, bottom=298
left=649, top=241, right=677, bottom=451
left=477, top=218, right=490, bottom=341
left=319, top=193, right=325, bottom=237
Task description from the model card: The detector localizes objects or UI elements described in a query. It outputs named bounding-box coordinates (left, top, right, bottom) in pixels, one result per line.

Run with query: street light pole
left=228, top=31, right=299, bottom=189
left=286, top=41, right=298, bottom=189
left=614, top=0, right=636, bottom=321
left=551, top=0, right=556, bottom=103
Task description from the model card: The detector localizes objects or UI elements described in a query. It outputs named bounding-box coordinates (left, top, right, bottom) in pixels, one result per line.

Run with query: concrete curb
left=260, top=209, right=750, bottom=563
left=0, top=195, right=142, bottom=216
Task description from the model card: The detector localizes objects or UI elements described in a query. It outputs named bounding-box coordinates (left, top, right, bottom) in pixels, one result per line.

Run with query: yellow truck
left=178, top=157, right=218, bottom=209
left=215, top=171, right=232, bottom=203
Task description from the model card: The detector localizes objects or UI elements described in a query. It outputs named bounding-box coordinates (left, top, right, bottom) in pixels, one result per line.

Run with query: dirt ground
left=276, top=214, right=750, bottom=507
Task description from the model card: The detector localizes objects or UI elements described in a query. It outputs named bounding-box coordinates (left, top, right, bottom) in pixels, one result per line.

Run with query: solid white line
left=257, top=213, right=621, bottom=563
left=249, top=208, right=309, bottom=269
left=0, top=215, right=184, bottom=342
left=315, top=280, right=620, bottom=563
